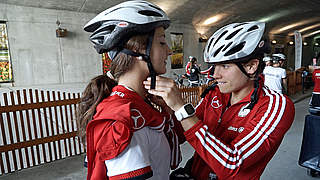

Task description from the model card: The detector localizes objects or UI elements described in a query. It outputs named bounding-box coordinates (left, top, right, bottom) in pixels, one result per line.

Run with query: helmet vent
left=95, top=25, right=116, bottom=34
left=148, top=4, right=163, bottom=12
left=214, top=45, right=225, bottom=57
left=225, top=42, right=245, bottom=56
left=233, top=23, right=246, bottom=28
left=207, top=37, right=215, bottom=53
left=138, top=10, right=162, bottom=17
left=225, top=28, right=242, bottom=40
left=247, top=25, right=258, bottom=32
left=213, top=30, right=228, bottom=49
left=106, top=8, right=121, bottom=15
left=222, top=42, right=232, bottom=52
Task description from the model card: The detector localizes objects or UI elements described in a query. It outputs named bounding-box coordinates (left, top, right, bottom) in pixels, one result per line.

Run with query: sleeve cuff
left=183, top=120, right=204, bottom=141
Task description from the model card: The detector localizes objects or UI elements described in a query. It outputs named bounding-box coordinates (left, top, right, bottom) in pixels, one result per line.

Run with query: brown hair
left=76, top=34, right=149, bottom=143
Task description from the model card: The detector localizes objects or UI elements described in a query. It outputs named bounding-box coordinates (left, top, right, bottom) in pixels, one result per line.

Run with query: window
left=0, top=21, right=13, bottom=82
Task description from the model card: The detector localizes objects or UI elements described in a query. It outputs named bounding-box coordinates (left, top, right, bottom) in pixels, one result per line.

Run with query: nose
left=213, top=66, right=221, bottom=79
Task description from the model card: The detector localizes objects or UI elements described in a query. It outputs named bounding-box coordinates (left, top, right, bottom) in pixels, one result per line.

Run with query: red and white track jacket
left=184, top=79, right=295, bottom=179
left=312, top=69, right=320, bottom=93
left=185, top=61, right=191, bottom=76
left=86, top=85, right=184, bottom=180
left=201, top=66, right=214, bottom=80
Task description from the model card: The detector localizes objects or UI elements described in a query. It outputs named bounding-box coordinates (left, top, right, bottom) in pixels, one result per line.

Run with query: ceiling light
left=303, top=42, right=308, bottom=46
left=203, top=15, right=222, bottom=25
left=155, top=0, right=189, bottom=15
left=271, top=40, right=277, bottom=44
left=270, top=17, right=319, bottom=34
left=288, top=41, right=294, bottom=46
left=258, top=10, right=291, bottom=23
left=288, top=23, right=320, bottom=36
left=199, top=34, right=208, bottom=43
left=195, top=26, right=210, bottom=36
left=315, top=42, right=319, bottom=46
left=302, top=30, right=320, bottom=38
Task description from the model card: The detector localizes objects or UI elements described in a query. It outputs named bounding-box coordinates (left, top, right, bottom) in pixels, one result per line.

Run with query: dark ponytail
left=76, top=75, right=117, bottom=143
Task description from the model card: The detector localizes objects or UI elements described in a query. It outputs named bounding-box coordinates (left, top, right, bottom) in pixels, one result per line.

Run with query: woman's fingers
left=144, top=76, right=185, bottom=111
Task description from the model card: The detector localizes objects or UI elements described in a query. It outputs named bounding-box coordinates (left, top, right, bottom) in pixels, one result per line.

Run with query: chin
left=218, top=86, right=231, bottom=94
left=156, top=68, right=166, bottom=75
left=158, top=70, right=166, bottom=75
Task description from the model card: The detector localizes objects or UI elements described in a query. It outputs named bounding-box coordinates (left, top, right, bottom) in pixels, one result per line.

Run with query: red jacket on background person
left=201, top=65, right=215, bottom=82
left=185, top=61, right=192, bottom=76
left=312, top=69, right=320, bottom=93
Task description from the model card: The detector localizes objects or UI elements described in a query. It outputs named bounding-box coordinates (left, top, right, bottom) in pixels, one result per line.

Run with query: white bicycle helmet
left=84, top=0, right=170, bottom=89
left=204, top=21, right=267, bottom=63
left=202, top=21, right=269, bottom=111
left=263, top=56, right=272, bottom=62
left=84, top=0, right=170, bottom=54
left=272, top=53, right=286, bottom=61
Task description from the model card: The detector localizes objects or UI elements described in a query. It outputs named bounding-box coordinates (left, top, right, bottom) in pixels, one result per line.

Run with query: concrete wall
left=0, top=3, right=204, bottom=92
left=166, top=23, right=208, bottom=78
left=0, top=3, right=100, bottom=91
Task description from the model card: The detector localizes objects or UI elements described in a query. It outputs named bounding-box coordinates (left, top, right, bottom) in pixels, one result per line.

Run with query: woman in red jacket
left=77, top=1, right=184, bottom=179
left=145, top=21, right=295, bottom=179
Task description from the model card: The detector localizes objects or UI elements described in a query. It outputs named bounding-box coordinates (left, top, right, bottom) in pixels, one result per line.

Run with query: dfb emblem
left=211, top=96, right=222, bottom=108
left=131, top=109, right=146, bottom=130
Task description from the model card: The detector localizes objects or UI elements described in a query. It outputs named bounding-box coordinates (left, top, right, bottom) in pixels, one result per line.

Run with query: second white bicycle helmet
left=272, top=53, right=286, bottom=61
left=204, top=21, right=267, bottom=63
left=84, top=0, right=170, bottom=54
left=263, top=56, right=272, bottom=62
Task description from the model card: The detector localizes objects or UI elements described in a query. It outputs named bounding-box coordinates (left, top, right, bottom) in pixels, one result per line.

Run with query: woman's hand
left=144, top=76, right=185, bottom=111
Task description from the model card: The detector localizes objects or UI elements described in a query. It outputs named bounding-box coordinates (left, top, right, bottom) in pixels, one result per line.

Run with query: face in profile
left=150, top=27, right=171, bottom=75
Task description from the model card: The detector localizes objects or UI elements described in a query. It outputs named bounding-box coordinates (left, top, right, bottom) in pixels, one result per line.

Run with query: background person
left=188, top=57, right=202, bottom=86
left=263, top=56, right=287, bottom=93
left=310, top=66, right=320, bottom=109
left=144, top=21, right=295, bottom=180
left=263, top=56, right=272, bottom=66
left=272, top=53, right=286, bottom=68
left=184, top=56, right=194, bottom=78
left=77, top=1, right=184, bottom=179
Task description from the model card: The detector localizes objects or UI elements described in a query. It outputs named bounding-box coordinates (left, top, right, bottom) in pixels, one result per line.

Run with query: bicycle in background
left=174, top=72, right=187, bottom=86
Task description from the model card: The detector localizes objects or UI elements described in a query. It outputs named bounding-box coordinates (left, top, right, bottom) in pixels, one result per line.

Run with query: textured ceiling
left=0, top=0, right=320, bottom=39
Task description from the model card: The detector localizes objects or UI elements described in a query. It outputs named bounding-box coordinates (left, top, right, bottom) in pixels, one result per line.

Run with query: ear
left=244, top=59, right=259, bottom=75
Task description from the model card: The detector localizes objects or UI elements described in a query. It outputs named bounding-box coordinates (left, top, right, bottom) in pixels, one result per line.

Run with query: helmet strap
left=145, top=30, right=156, bottom=89
left=235, top=62, right=250, bottom=78
left=117, top=30, right=156, bottom=89
left=234, top=62, right=261, bottom=110
left=246, top=78, right=260, bottom=110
